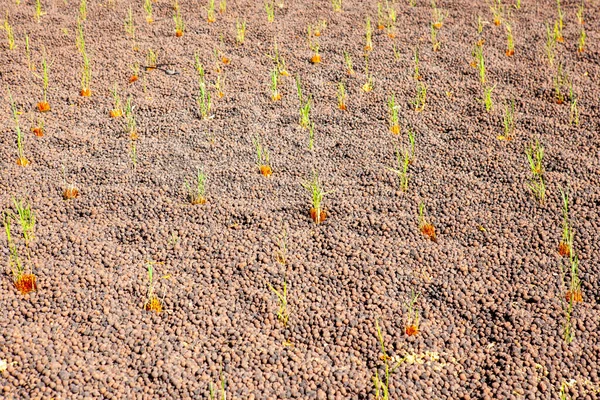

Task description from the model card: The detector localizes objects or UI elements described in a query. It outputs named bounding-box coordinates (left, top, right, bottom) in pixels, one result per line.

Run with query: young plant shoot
left=301, top=170, right=332, bottom=224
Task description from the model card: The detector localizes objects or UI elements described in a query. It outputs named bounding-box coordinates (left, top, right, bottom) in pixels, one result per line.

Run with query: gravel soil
left=1, top=0, right=599, bottom=399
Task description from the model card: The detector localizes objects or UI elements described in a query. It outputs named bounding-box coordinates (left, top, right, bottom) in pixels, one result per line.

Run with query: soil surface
left=1, top=0, right=600, bottom=399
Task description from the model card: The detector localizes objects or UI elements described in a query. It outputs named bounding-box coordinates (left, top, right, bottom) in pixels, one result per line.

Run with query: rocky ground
left=0, top=0, right=599, bottom=399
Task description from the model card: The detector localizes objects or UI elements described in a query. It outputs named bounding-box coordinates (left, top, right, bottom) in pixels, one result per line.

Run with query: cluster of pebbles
left=1, top=0, right=599, bottom=398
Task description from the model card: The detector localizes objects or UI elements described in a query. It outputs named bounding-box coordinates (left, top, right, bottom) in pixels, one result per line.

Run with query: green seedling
left=173, top=6, right=185, bottom=36
left=124, top=7, right=137, bottom=49
left=219, top=0, right=226, bottom=14
left=35, top=51, right=51, bottom=109
left=577, top=29, right=586, bottom=53
left=558, top=187, right=573, bottom=257
left=236, top=18, right=246, bottom=44
left=8, top=89, right=29, bottom=166
left=331, top=0, right=342, bottom=12
left=474, top=43, right=486, bottom=84
left=477, top=15, right=486, bottom=34
left=34, top=0, right=45, bottom=23
left=13, top=198, right=35, bottom=246
left=25, top=34, right=33, bottom=70
left=365, top=16, right=373, bottom=51
left=490, top=0, right=503, bottom=26
left=377, top=1, right=385, bottom=29
left=275, top=228, right=288, bottom=265
left=268, top=279, right=289, bottom=327
left=407, top=127, right=416, bottom=162
left=411, top=81, right=427, bottom=112
left=515, top=0, right=521, bottom=9
left=299, top=98, right=311, bottom=129
left=76, top=19, right=86, bottom=54
left=301, top=170, right=332, bottom=224
left=265, top=1, right=275, bottom=23
left=79, top=0, right=87, bottom=21
left=144, top=0, right=153, bottom=23
left=146, top=49, right=158, bottom=68
left=576, top=1, right=584, bottom=25
left=567, top=252, right=582, bottom=303
left=569, top=88, right=579, bottom=126
left=269, top=42, right=288, bottom=76
left=307, top=25, right=321, bottom=63
left=387, top=94, right=400, bottom=134
left=362, top=55, right=374, bottom=92
left=500, top=100, right=515, bottom=140
left=194, top=54, right=212, bottom=120
left=214, top=71, right=225, bottom=98
left=3, top=212, right=25, bottom=284
left=553, top=63, right=569, bottom=104
left=144, top=261, right=164, bottom=312
left=505, top=21, right=514, bottom=55
left=431, top=0, right=447, bottom=29
left=386, top=145, right=410, bottom=191
left=413, top=47, right=421, bottom=80
left=80, top=50, right=91, bottom=96
left=337, top=81, right=347, bottom=110
left=430, top=23, right=440, bottom=51
left=130, top=62, right=140, bottom=82
left=208, top=372, right=227, bottom=400
left=296, top=75, right=311, bottom=128
left=418, top=202, right=436, bottom=240
left=185, top=168, right=207, bottom=204
left=308, top=121, right=315, bottom=151
left=373, top=319, right=405, bottom=400
left=253, top=136, right=272, bottom=176
left=528, top=175, right=546, bottom=204
left=76, top=21, right=91, bottom=96
left=482, top=85, right=494, bottom=112
left=405, top=290, right=420, bottom=335
left=545, top=24, right=556, bottom=66
left=343, top=51, right=354, bottom=75
left=3, top=15, right=15, bottom=50
left=392, top=43, right=401, bottom=61
left=559, top=253, right=581, bottom=344
left=61, top=165, right=80, bottom=200
left=124, top=96, right=137, bottom=139
left=205, top=0, right=216, bottom=22
left=525, top=140, right=544, bottom=176
left=555, top=0, right=564, bottom=41
left=270, top=68, right=280, bottom=101
left=3, top=203, right=38, bottom=294
left=386, top=3, right=397, bottom=38
left=110, top=84, right=122, bottom=117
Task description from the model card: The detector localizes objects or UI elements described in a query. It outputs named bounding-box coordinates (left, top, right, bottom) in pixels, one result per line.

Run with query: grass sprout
left=386, top=145, right=410, bottom=192
left=482, top=84, right=495, bottom=112
left=343, top=50, right=354, bottom=75
left=144, top=0, right=153, bottom=23
left=525, top=140, right=544, bottom=177
left=301, top=170, right=332, bottom=224
left=387, top=94, right=400, bottom=134
left=412, top=81, right=427, bottom=112
left=185, top=168, right=207, bottom=204
left=7, top=89, right=29, bottom=166
left=194, top=53, right=212, bottom=120
left=337, top=81, right=347, bottom=110
left=265, top=1, right=275, bottom=23
left=500, top=99, right=516, bottom=140
left=2, top=15, right=15, bottom=50
left=267, top=279, right=289, bottom=327
left=236, top=18, right=246, bottom=44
